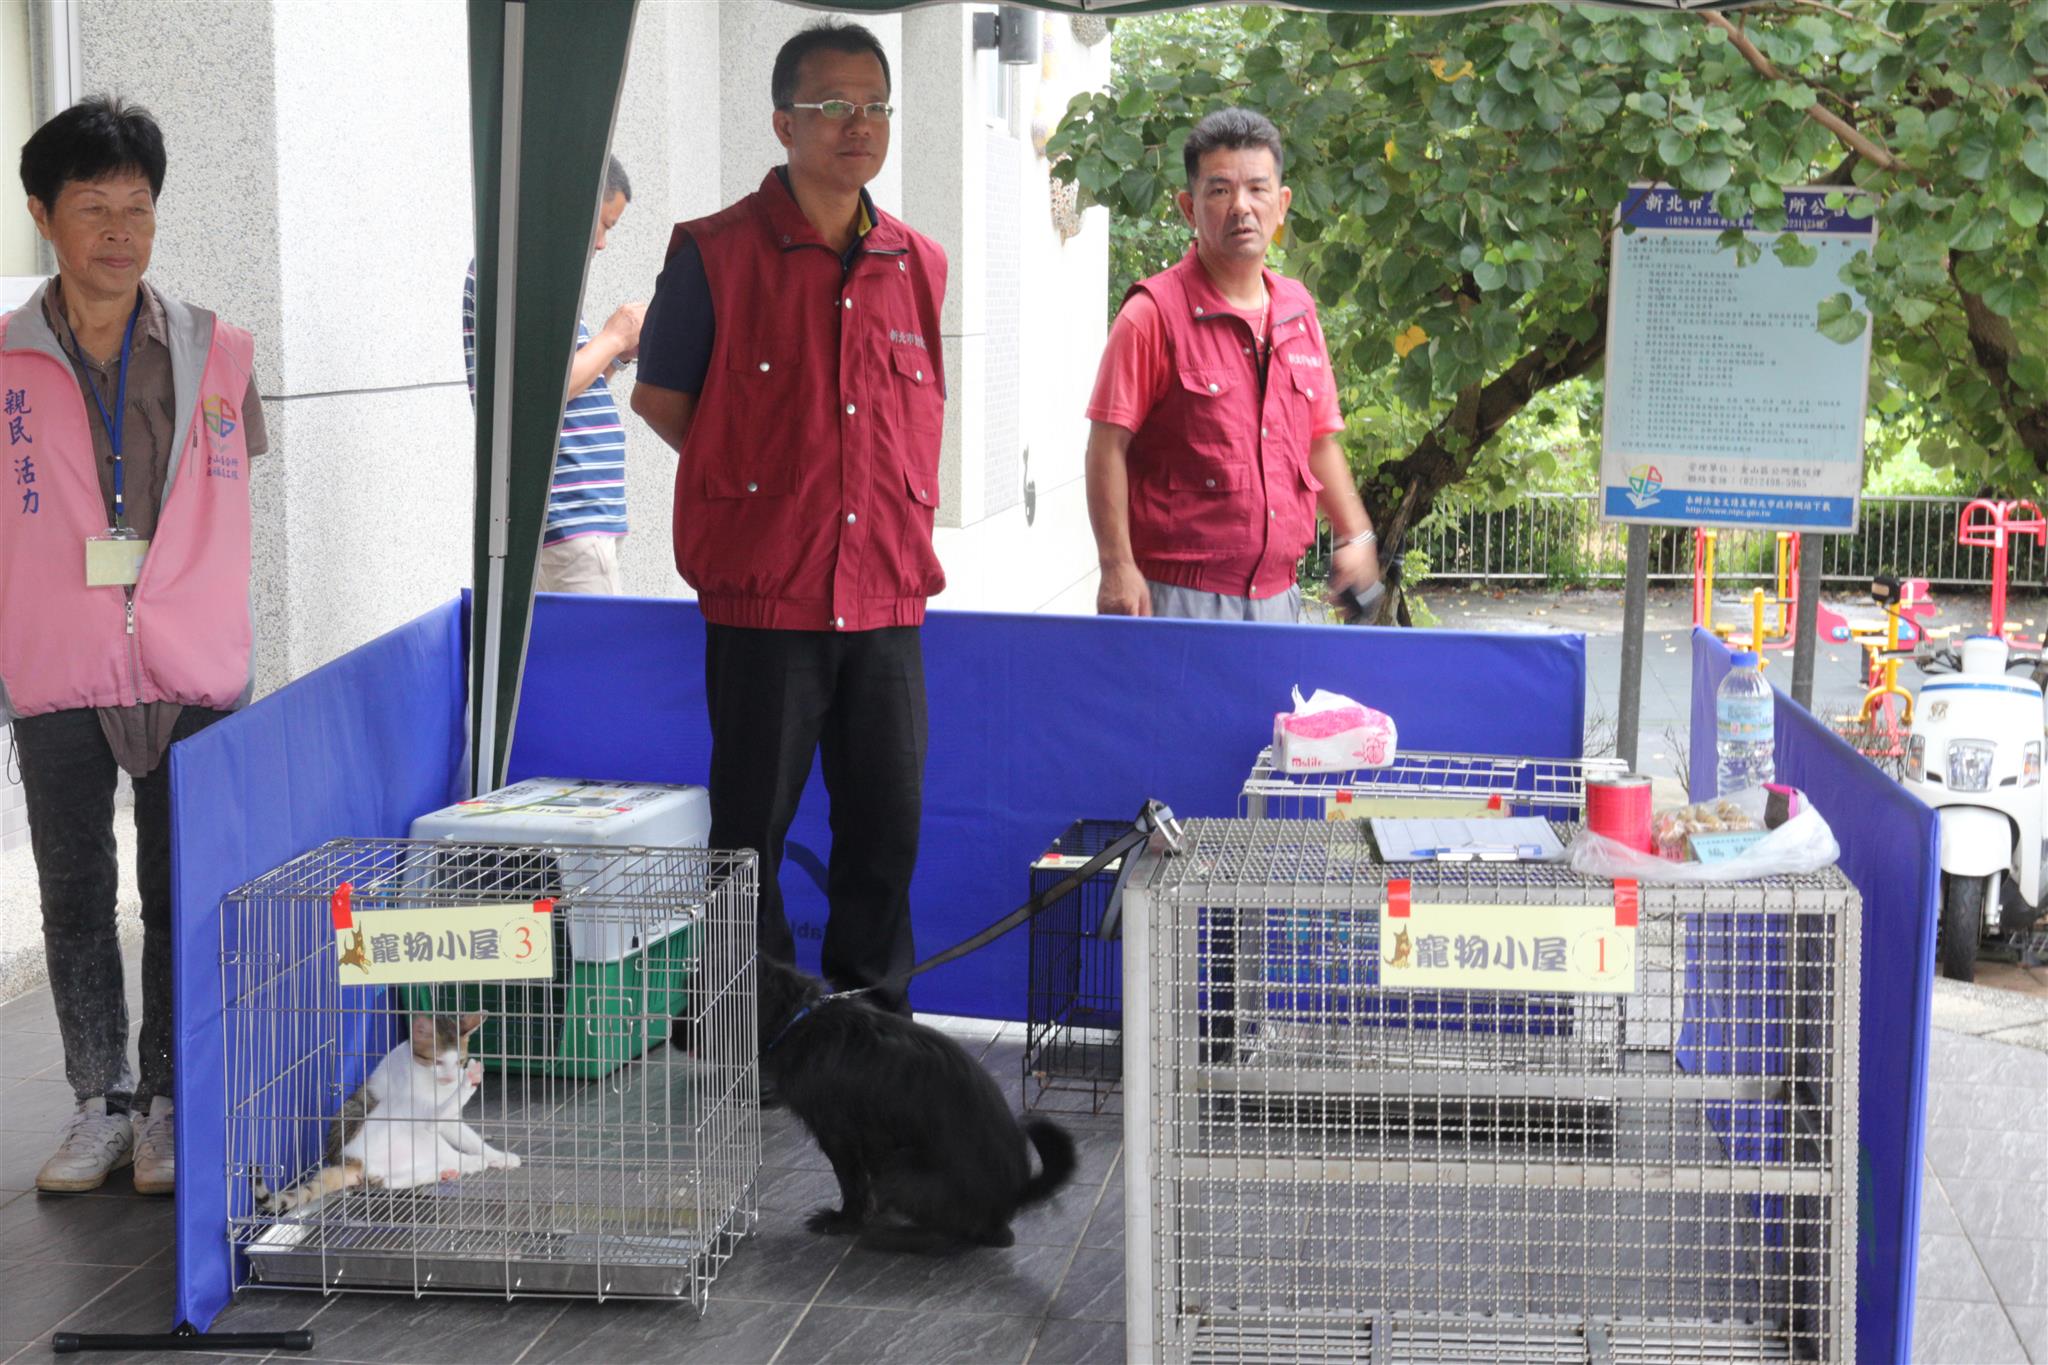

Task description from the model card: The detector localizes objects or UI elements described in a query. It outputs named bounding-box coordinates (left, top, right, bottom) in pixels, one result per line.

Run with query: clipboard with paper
left=1370, top=816, right=1568, bottom=863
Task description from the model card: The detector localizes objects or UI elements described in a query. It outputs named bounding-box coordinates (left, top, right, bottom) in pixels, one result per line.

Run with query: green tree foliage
left=1051, top=2, right=2048, bottom=619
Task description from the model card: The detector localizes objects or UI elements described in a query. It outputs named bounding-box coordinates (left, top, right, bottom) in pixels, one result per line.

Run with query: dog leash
left=810, top=799, right=1183, bottom=1005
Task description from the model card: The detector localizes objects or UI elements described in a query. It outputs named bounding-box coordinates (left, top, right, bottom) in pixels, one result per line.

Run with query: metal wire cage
left=1241, top=748, right=1630, bottom=822
left=221, top=838, right=759, bottom=1304
left=1024, top=819, right=1130, bottom=1116
left=1121, top=818, right=1859, bottom=1364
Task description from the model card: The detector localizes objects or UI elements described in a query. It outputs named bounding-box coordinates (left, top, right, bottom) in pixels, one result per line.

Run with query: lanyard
left=62, top=294, right=143, bottom=530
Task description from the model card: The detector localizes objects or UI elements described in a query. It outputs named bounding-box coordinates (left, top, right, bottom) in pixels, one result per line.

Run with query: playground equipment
left=1958, top=499, right=2045, bottom=647
left=1694, top=528, right=1801, bottom=653
left=1829, top=577, right=1938, bottom=776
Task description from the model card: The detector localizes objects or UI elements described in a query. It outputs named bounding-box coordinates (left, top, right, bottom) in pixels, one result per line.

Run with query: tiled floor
left=3, top=978, right=2044, bottom=1363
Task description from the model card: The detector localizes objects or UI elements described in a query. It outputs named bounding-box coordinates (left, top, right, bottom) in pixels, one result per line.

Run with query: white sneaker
left=35, top=1098, right=134, bottom=1193
left=133, top=1097, right=175, bottom=1196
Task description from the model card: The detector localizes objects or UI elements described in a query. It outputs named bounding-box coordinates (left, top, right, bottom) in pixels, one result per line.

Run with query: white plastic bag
left=1272, top=686, right=1397, bottom=773
left=1567, top=787, right=1839, bottom=883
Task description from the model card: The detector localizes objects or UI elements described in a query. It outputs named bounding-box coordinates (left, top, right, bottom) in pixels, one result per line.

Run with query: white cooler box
left=408, top=777, right=711, bottom=963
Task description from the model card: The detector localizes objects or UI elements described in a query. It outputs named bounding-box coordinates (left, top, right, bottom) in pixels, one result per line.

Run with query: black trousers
left=704, top=624, right=926, bottom=1013
left=12, top=705, right=228, bottom=1110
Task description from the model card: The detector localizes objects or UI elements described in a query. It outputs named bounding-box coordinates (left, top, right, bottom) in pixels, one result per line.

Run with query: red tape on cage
left=533, top=897, right=556, bottom=915
left=330, top=882, right=354, bottom=931
left=1388, top=879, right=1411, bottom=918
left=1614, top=878, right=1640, bottom=927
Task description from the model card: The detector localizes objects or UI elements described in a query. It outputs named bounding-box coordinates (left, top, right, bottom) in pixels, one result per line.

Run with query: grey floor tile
left=0, top=990, right=58, bottom=1034
left=282, top=1292, right=567, bottom=1365
left=207, top=1289, right=333, bottom=1338
left=0, top=1343, right=35, bottom=1365
left=43, top=1259, right=211, bottom=1364
left=2004, top=1305, right=2047, bottom=1363
left=1929, top=1029, right=2048, bottom=1086
left=815, top=1241, right=1069, bottom=1317
left=1927, top=1127, right=2048, bottom=1185
left=1048, top=1246, right=1122, bottom=1323
left=1918, top=1234, right=2001, bottom=1303
left=770, top=1305, right=1038, bottom=1365
left=1911, top=1298, right=2030, bottom=1364
left=1920, top=1174, right=1963, bottom=1237
left=1945, top=1177, right=2048, bottom=1244
left=1009, top=1148, right=1113, bottom=1251
left=525, top=1294, right=803, bottom=1365
left=1, top=1079, right=82, bottom=1133
left=1026, top=1316, right=1126, bottom=1365
left=714, top=1225, right=850, bottom=1306
left=0, top=1190, right=172, bottom=1265
left=758, top=1117, right=830, bottom=1173
left=1976, top=1237, right=2048, bottom=1309
left=1929, top=1083, right=2048, bottom=1134
left=0, top=1026, right=61, bottom=1082
left=1080, top=1155, right=1123, bottom=1250
left=756, top=1165, right=845, bottom=1221
left=0, top=1256, right=135, bottom=1340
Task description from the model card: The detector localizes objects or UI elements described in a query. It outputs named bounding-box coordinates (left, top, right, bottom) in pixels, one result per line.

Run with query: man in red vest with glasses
left=1085, top=107, right=1379, bottom=621
left=633, top=22, right=945, bottom=1015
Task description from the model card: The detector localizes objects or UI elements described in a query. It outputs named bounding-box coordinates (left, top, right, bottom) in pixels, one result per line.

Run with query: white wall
left=75, top=0, right=1111, bottom=694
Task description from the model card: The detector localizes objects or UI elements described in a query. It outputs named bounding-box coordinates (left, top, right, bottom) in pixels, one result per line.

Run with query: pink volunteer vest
left=0, top=290, right=255, bottom=719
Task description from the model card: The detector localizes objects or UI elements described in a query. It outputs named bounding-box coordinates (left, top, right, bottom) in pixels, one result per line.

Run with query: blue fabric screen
left=505, top=597, right=1590, bottom=1017
left=1691, top=627, right=1939, bottom=1365
left=170, top=600, right=468, bottom=1331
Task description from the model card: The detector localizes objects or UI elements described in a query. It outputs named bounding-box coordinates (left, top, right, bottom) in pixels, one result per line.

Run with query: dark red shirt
left=664, top=171, right=948, bottom=631
left=1087, top=248, right=1337, bottom=599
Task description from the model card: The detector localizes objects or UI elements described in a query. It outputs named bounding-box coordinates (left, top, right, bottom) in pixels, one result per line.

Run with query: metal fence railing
left=1319, top=493, right=2046, bottom=590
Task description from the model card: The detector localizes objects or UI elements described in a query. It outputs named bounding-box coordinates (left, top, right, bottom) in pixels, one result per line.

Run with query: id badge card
left=86, top=532, right=149, bottom=588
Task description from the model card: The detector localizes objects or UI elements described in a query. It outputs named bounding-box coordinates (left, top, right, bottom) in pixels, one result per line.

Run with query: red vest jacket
left=1124, top=249, right=1332, bottom=599
left=670, top=171, right=949, bottom=632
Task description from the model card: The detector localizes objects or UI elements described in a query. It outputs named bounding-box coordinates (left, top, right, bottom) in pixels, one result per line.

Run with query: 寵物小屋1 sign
left=1376, top=879, right=1639, bottom=995
left=329, top=881, right=556, bottom=985
left=1599, top=185, right=1877, bottom=533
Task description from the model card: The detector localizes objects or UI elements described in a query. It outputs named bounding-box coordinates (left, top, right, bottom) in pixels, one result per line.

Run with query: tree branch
left=1948, top=257, right=2048, bottom=476
left=1703, top=12, right=1901, bottom=171
left=1789, top=0, right=1902, bottom=43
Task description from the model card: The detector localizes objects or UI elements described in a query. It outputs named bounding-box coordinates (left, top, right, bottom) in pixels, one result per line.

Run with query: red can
left=1587, top=773, right=1654, bottom=853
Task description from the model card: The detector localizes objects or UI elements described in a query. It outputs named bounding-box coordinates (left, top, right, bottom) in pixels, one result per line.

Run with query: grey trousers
left=1147, top=580, right=1305, bottom=623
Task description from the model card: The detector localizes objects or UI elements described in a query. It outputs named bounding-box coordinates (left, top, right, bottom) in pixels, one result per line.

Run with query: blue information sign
left=1599, top=185, right=1878, bottom=533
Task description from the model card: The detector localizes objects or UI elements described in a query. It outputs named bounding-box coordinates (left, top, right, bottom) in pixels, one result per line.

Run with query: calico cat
left=253, top=1013, right=519, bottom=1214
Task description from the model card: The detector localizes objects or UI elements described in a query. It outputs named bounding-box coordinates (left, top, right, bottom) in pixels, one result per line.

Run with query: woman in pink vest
left=2, top=99, right=263, bottom=1195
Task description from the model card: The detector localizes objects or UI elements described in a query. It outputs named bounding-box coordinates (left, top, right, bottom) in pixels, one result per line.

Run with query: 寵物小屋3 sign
left=330, top=882, right=555, bottom=986
left=1599, top=185, right=1877, bottom=534
left=1377, top=884, right=1638, bottom=995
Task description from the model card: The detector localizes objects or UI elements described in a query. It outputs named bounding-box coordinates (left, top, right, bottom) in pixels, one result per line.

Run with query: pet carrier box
left=406, top=779, right=711, bottom=1079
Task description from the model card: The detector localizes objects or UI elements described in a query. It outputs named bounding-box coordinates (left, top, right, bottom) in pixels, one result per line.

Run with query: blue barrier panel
left=508, top=596, right=1589, bottom=1018
left=1691, top=628, right=1939, bottom=1365
left=170, top=600, right=467, bottom=1330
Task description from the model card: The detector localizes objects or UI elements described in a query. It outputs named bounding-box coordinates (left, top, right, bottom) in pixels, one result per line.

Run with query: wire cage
left=221, top=838, right=760, bottom=1304
left=1121, top=818, right=1859, bottom=1364
left=1241, top=748, right=1630, bottom=822
left=1024, top=819, right=1130, bottom=1116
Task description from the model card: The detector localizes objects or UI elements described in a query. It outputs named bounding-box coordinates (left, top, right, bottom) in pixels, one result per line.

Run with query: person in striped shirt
left=463, top=154, right=645, bottom=593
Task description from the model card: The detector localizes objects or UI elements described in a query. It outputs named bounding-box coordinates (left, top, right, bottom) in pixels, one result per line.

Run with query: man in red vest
left=1085, top=108, right=1379, bottom=621
left=632, top=22, right=945, bottom=1013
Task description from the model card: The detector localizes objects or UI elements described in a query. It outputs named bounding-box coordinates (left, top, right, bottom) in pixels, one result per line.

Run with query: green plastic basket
left=409, top=919, right=693, bottom=1080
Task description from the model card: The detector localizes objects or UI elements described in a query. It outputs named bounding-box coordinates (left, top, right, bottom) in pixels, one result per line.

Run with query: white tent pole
left=477, top=0, right=525, bottom=798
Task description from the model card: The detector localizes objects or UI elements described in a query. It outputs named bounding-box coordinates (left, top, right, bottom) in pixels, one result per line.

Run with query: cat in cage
left=253, top=1013, right=520, bottom=1213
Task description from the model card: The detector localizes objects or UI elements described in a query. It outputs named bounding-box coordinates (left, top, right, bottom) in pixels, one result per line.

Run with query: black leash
left=815, top=799, right=1181, bottom=1005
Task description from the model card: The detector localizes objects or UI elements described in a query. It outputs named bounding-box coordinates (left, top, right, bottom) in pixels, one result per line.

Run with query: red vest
left=1124, top=250, right=1331, bottom=599
left=0, top=287, right=255, bottom=721
left=670, top=172, right=948, bottom=632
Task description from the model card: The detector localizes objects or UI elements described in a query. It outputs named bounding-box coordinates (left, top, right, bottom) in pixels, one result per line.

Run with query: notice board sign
left=1600, top=185, right=1877, bottom=533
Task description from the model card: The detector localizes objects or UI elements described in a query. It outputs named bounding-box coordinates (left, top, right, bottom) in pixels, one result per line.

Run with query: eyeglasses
left=783, top=100, right=895, bottom=122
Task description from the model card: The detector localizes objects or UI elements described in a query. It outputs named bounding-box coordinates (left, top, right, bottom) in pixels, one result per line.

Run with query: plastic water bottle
left=1715, top=651, right=1776, bottom=797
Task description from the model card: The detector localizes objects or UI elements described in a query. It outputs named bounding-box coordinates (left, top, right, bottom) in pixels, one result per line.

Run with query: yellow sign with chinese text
left=1376, top=899, right=1637, bottom=995
left=333, top=903, right=554, bottom=985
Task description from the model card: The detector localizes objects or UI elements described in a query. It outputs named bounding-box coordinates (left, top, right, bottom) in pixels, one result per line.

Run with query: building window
left=2, top=0, right=82, bottom=312
left=975, top=15, right=1010, bottom=128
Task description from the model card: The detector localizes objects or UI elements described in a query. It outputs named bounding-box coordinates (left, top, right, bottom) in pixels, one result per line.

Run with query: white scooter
left=1903, top=634, right=2048, bottom=980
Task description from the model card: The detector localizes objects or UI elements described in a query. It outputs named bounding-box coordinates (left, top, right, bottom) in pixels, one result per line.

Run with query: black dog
left=753, top=956, right=1077, bottom=1251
